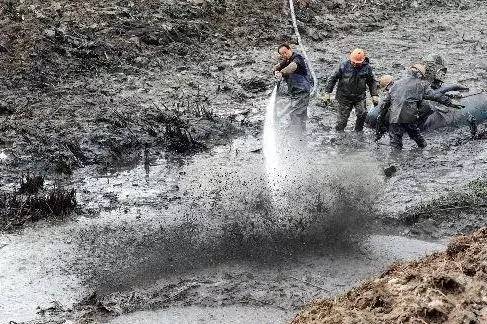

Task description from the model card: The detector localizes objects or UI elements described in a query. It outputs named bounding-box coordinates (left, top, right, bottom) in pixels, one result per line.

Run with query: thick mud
left=1, top=0, right=487, bottom=323
left=293, top=228, right=487, bottom=323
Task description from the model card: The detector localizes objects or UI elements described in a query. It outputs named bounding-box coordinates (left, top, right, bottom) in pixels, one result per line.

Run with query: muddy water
left=0, top=129, right=461, bottom=323
left=106, top=235, right=443, bottom=324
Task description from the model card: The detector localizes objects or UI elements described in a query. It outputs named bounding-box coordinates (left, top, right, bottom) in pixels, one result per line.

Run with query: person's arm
left=375, top=91, right=391, bottom=140
left=324, top=64, right=342, bottom=93
left=367, top=67, right=379, bottom=97
left=273, top=61, right=287, bottom=72
left=280, top=61, right=298, bottom=75
left=424, top=86, right=452, bottom=106
left=438, top=84, right=469, bottom=94
left=378, top=92, right=391, bottom=112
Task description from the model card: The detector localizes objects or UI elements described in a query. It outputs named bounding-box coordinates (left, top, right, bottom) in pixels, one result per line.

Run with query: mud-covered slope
left=0, top=0, right=473, bottom=178
left=293, top=228, right=487, bottom=324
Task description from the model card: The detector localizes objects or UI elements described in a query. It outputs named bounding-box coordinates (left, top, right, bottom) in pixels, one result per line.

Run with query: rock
left=0, top=102, right=14, bottom=115
left=134, top=56, right=149, bottom=66
left=384, top=165, right=397, bottom=178
left=129, top=36, right=140, bottom=46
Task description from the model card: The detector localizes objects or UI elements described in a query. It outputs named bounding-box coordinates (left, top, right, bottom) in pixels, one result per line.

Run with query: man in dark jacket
left=379, top=63, right=461, bottom=150
left=273, top=43, right=312, bottom=133
left=323, top=48, right=379, bottom=132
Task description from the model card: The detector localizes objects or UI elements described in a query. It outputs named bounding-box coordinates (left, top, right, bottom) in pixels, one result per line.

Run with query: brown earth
left=292, top=228, right=487, bottom=324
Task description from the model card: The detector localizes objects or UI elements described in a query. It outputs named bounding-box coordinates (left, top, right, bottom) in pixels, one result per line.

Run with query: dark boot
left=405, top=124, right=426, bottom=148
left=335, top=123, right=346, bottom=132
left=355, top=113, right=367, bottom=132
left=468, top=115, right=477, bottom=139
left=413, top=136, right=427, bottom=148
left=389, top=123, right=404, bottom=150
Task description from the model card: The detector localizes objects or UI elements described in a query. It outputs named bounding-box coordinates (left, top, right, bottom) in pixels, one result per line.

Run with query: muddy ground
left=293, top=228, right=487, bottom=323
left=1, top=0, right=487, bottom=323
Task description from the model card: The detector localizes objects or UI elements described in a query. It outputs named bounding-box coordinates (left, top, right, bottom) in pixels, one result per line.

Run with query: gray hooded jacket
left=381, top=73, right=452, bottom=124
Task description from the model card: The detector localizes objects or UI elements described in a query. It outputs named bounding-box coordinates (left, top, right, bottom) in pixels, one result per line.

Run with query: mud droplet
left=384, top=165, right=397, bottom=178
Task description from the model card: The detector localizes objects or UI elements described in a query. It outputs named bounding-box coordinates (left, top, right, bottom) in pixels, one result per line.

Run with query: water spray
left=263, top=0, right=317, bottom=199
left=263, top=84, right=280, bottom=198
left=0, top=150, right=8, bottom=163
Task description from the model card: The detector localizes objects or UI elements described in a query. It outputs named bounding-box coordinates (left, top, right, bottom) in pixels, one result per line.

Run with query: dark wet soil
left=1, top=0, right=487, bottom=323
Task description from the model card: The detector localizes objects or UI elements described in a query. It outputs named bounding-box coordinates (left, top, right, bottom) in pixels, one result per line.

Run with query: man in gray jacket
left=379, top=63, right=461, bottom=150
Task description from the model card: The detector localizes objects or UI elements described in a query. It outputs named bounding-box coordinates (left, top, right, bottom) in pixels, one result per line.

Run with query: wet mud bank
left=293, top=228, right=487, bottom=324
left=3, top=130, right=483, bottom=323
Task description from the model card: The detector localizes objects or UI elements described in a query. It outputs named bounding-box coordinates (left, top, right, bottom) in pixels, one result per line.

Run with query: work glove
left=372, top=95, right=379, bottom=106
left=322, top=93, right=332, bottom=105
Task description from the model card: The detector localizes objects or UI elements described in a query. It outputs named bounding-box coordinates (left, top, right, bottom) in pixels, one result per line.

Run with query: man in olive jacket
left=379, top=63, right=461, bottom=150
left=323, top=48, right=379, bottom=132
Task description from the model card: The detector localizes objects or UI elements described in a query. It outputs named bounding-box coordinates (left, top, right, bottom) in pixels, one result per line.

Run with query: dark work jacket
left=276, top=53, right=311, bottom=95
left=382, top=73, right=452, bottom=124
left=325, top=59, right=378, bottom=103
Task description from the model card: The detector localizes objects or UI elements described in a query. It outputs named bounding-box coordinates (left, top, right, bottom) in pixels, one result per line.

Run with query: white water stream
left=262, top=0, right=317, bottom=202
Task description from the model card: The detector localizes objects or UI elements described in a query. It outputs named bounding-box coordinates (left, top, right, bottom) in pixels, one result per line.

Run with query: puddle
left=108, top=306, right=288, bottom=324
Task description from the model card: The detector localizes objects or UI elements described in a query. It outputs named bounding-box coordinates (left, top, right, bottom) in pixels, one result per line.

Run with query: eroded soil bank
left=293, top=228, right=487, bottom=324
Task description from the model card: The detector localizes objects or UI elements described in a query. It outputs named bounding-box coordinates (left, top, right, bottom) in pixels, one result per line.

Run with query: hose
left=287, top=0, right=318, bottom=97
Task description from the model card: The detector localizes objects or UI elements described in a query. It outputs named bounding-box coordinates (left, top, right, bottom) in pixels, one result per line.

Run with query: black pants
left=336, top=99, right=367, bottom=131
left=389, top=123, right=426, bottom=150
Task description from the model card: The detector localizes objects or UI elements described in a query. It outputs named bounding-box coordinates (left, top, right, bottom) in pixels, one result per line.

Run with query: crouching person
left=381, top=64, right=460, bottom=150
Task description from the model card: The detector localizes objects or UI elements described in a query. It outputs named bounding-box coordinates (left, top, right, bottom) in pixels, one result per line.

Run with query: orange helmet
left=350, top=48, right=366, bottom=64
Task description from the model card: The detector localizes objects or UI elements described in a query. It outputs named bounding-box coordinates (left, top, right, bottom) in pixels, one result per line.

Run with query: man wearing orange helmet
left=323, top=48, right=379, bottom=132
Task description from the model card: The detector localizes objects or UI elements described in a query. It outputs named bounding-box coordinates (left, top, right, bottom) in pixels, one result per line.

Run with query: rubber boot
left=354, top=113, right=367, bottom=132
left=414, top=137, right=427, bottom=149
left=335, top=123, right=346, bottom=132
left=468, top=115, right=478, bottom=139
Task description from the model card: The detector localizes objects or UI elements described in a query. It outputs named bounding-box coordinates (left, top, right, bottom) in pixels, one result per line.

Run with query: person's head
left=278, top=43, right=293, bottom=60
left=422, top=54, right=447, bottom=83
left=410, top=63, right=427, bottom=79
left=379, top=74, right=394, bottom=90
left=349, top=48, right=366, bottom=67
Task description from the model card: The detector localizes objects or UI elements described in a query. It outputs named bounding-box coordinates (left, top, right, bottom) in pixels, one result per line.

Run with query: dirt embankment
left=293, top=228, right=487, bottom=324
left=0, top=0, right=282, bottom=177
